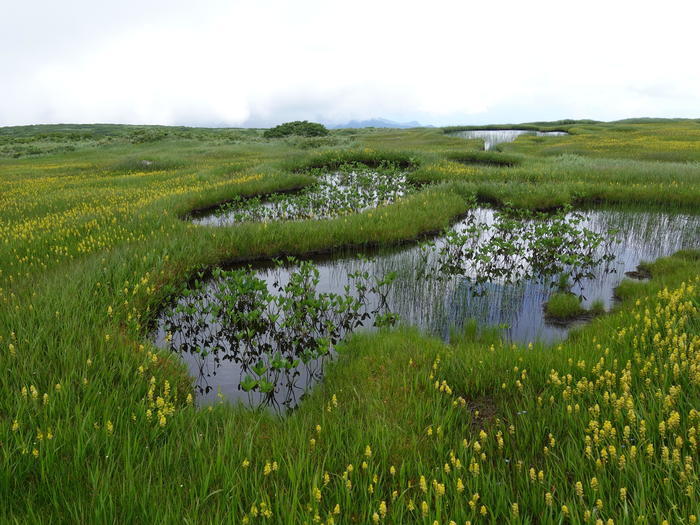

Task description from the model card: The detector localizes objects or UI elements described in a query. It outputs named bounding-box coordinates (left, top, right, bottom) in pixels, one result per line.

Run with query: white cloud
left=2, top=0, right=700, bottom=126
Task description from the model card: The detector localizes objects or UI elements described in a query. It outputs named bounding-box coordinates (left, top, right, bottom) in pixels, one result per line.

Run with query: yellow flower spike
left=364, top=445, right=372, bottom=458
left=372, top=512, right=379, bottom=524
left=11, top=420, right=19, bottom=432
left=389, top=465, right=396, bottom=476
left=419, top=476, right=427, bottom=493
left=421, top=501, right=428, bottom=516
left=333, top=504, right=340, bottom=515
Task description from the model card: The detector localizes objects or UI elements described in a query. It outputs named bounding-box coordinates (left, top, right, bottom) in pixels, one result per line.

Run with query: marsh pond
left=447, top=129, right=568, bottom=150
left=155, top=178, right=700, bottom=410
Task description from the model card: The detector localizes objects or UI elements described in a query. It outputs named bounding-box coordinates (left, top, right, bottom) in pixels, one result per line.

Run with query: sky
left=2, top=0, right=700, bottom=128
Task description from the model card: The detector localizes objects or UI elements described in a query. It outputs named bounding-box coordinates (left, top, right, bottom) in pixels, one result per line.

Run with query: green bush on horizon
left=263, top=120, right=329, bottom=138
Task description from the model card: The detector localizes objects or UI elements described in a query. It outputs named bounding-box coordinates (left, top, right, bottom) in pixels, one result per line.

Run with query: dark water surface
left=448, top=129, right=568, bottom=150
left=155, top=207, right=699, bottom=408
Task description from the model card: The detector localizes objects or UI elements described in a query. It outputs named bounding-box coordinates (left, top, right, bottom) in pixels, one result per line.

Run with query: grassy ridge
left=1, top=120, right=700, bottom=522
left=502, top=119, right=700, bottom=162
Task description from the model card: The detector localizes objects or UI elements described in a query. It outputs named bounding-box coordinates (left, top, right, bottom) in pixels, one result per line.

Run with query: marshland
left=2, top=119, right=700, bottom=523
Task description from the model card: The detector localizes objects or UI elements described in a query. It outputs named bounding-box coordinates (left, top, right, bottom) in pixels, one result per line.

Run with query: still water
left=192, top=171, right=411, bottom=226
left=155, top=207, right=699, bottom=408
left=449, top=129, right=568, bottom=150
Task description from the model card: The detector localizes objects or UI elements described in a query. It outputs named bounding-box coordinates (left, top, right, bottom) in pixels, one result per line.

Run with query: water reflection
left=154, top=207, right=699, bottom=408
left=449, top=129, right=567, bottom=150
left=193, top=171, right=411, bottom=226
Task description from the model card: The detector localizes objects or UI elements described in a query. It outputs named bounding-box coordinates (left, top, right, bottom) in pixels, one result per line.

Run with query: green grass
left=544, top=292, right=585, bottom=320
left=1, top=120, right=700, bottom=523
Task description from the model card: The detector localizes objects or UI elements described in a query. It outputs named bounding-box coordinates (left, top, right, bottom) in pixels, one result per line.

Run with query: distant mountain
left=330, top=118, right=430, bottom=129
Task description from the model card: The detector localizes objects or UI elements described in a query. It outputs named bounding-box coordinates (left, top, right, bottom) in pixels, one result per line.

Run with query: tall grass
left=1, top=120, right=699, bottom=522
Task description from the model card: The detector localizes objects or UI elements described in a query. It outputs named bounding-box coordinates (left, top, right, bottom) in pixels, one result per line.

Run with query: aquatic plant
left=420, top=205, right=619, bottom=295
left=206, top=169, right=413, bottom=224
left=544, top=292, right=585, bottom=320
left=161, top=258, right=396, bottom=409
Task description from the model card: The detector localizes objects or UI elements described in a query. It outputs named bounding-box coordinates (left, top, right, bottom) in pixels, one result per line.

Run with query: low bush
left=263, top=120, right=329, bottom=138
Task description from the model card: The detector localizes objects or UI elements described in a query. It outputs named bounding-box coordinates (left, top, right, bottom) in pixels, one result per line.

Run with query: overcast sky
left=2, top=0, right=700, bottom=127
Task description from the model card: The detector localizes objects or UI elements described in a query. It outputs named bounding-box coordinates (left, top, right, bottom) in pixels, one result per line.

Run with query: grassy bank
left=1, top=120, right=699, bottom=523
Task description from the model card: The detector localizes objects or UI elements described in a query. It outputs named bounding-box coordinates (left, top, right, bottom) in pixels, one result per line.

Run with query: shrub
left=263, top=121, right=329, bottom=138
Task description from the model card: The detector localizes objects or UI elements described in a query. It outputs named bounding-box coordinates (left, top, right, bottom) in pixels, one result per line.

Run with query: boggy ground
left=1, top=120, right=700, bottom=523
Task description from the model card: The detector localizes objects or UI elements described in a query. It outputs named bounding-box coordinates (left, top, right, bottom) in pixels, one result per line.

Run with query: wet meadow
left=1, top=119, right=700, bottom=523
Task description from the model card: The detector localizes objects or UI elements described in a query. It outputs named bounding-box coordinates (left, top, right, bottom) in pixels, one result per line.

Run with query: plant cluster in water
left=167, top=203, right=624, bottom=408
left=161, top=258, right=397, bottom=409
left=213, top=167, right=412, bottom=224
left=419, top=205, right=619, bottom=296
